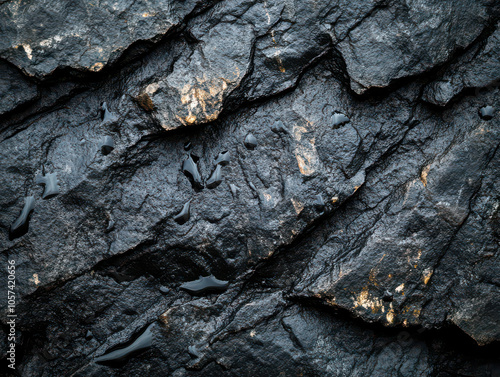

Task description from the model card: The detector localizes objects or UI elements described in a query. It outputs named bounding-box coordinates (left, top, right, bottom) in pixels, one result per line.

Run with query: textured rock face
left=0, top=0, right=217, bottom=77
left=1, top=0, right=499, bottom=376
left=423, top=23, right=500, bottom=106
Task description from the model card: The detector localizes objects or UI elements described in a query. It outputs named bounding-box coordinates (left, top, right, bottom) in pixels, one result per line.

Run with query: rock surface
left=0, top=61, right=37, bottom=115
left=423, top=23, right=500, bottom=106
left=1, top=0, right=499, bottom=376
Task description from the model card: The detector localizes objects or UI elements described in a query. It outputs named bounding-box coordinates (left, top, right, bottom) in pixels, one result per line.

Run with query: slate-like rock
left=0, top=61, right=37, bottom=115
left=423, top=24, right=500, bottom=106
left=143, top=20, right=254, bottom=129
left=1, top=0, right=500, bottom=376
left=0, top=0, right=217, bottom=77
left=337, top=0, right=491, bottom=94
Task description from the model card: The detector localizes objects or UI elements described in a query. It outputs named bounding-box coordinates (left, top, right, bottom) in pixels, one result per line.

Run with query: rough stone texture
left=0, top=0, right=217, bottom=77
left=423, top=23, right=500, bottom=106
left=1, top=0, right=499, bottom=376
left=0, top=61, right=37, bottom=115
left=337, top=0, right=492, bottom=94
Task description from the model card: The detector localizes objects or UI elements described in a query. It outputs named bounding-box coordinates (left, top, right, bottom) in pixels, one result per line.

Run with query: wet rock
left=423, top=25, right=500, bottom=106
left=1, top=1, right=500, bottom=375
left=0, top=61, right=37, bottom=115
left=0, top=0, right=214, bottom=77
left=337, top=0, right=491, bottom=94
left=144, top=20, right=254, bottom=130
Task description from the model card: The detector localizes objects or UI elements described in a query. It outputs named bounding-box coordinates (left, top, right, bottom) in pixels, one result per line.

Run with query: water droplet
left=101, top=136, right=114, bottom=155
left=229, top=183, right=239, bottom=198
left=206, top=165, right=222, bottom=189
left=479, top=105, right=494, bottom=120
left=313, top=194, right=325, bottom=211
left=383, top=291, right=393, bottom=302
left=332, top=113, right=350, bottom=127
left=9, top=196, right=35, bottom=241
left=123, top=308, right=138, bottom=316
left=173, top=200, right=191, bottom=225
left=159, top=286, right=170, bottom=294
left=271, top=120, right=287, bottom=134
left=180, top=275, right=229, bottom=295
left=36, top=173, right=60, bottom=199
left=214, top=151, right=230, bottom=166
left=188, top=345, right=201, bottom=358
left=184, top=141, right=192, bottom=151
left=105, top=219, right=115, bottom=233
left=244, top=133, right=258, bottom=149
left=94, top=323, right=154, bottom=366
left=101, top=102, right=118, bottom=125
left=40, top=347, right=57, bottom=360
left=182, top=154, right=203, bottom=190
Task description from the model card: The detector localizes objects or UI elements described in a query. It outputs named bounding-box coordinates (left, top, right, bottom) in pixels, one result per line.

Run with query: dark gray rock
left=337, top=0, right=492, bottom=94
left=423, top=24, right=500, bottom=106
left=0, top=61, right=37, bottom=115
left=142, top=17, right=255, bottom=129
left=0, top=0, right=218, bottom=77
left=1, top=0, right=500, bottom=376
left=291, top=98, right=500, bottom=345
